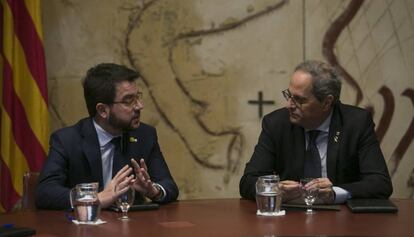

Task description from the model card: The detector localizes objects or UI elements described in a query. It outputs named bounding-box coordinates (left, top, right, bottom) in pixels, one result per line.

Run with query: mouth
left=131, top=112, right=140, bottom=123
left=289, top=112, right=299, bottom=119
left=133, top=111, right=140, bottom=119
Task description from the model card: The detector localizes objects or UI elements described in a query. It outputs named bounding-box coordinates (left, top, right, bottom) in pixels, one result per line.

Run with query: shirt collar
left=305, top=110, right=332, bottom=133
left=93, top=119, right=117, bottom=147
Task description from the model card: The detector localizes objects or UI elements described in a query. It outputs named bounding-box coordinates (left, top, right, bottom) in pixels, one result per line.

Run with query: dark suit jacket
left=36, top=117, right=179, bottom=210
left=239, top=103, right=392, bottom=200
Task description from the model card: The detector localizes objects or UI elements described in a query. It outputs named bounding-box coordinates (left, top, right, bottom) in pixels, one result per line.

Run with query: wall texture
left=43, top=0, right=414, bottom=199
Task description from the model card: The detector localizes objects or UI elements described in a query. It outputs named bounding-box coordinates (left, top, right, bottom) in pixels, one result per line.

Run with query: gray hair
left=294, top=60, right=342, bottom=104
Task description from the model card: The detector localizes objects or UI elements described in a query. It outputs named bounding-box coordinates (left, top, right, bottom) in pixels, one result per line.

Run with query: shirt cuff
left=332, top=186, right=351, bottom=204
left=152, top=183, right=166, bottom=202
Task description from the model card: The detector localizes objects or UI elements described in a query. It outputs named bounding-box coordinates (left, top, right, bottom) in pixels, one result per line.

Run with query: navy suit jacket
left=36, top=117, right=179, bottom=209
left=240, top=103, right=392, bottom=200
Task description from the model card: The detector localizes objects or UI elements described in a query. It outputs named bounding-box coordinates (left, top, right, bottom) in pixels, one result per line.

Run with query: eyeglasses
left=111, top=92, right=143, bottom=107
left=282, top=89, right=307, bottom=108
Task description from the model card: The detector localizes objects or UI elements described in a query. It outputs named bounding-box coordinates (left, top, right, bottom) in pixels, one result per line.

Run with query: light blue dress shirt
left=305, top=112, right=351, bottom=203
left=92, top=120, right=167, bottom=201
left=93, top=120, right=117, bottom=188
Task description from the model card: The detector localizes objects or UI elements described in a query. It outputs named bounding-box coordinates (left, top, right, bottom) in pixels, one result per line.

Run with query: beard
left=108, top=110, right=140, bottom=132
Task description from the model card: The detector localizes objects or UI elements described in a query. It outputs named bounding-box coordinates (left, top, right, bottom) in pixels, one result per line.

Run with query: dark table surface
left=0, top=198, right=412, bottom=237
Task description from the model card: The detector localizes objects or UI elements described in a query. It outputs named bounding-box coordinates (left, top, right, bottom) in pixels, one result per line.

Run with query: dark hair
left=82, top=63, right=140, bottom=117
left=294, top=60, right=342, bottom=104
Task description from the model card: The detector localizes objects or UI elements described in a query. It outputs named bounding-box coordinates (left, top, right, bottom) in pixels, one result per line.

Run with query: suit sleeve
left=338, top=112, right=393, bottom=198
left=239, top=116, right=278, bottom=200
left=146, top=128, right=179, bottom=203
left=35, top=133, right=72, bottom=210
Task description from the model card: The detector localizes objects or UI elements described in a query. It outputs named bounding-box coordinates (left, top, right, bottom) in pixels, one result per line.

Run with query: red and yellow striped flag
left=0, top=0, right=49, bottom=212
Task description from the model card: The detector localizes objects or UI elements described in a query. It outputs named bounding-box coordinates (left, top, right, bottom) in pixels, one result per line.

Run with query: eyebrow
left=293, top=94, right=307, bottom=101
left=117, top=93, right=136, bottom=102
left=288, top=89, right=306, bottom=100
left=123, top=92, right=141, bottom=98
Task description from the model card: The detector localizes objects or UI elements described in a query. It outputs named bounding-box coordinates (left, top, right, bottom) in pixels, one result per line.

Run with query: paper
left=72, top=219, right=107, bottom=225
left=256, top=210, right=286, bottom=216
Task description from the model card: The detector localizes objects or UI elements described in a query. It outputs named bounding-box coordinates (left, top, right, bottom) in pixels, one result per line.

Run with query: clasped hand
left=279, top=178, right=335, bottom=204
left=98, top=159, right=161, bottom=208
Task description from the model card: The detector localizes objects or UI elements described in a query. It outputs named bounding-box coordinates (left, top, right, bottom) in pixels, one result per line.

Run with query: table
left=0, top=198, right=412, bottom=236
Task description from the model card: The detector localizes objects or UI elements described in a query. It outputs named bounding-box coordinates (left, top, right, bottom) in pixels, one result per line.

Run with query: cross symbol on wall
left=248, top=91, right=275, bottom=119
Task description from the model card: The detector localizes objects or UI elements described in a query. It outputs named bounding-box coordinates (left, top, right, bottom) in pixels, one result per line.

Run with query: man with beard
left=239, top=60, right=392, bottom=204
left=36, top=63, right=179, bottom=209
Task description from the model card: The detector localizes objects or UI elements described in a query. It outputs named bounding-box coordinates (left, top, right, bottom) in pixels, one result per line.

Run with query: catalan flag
left=0, top=0, right=49, bottom=212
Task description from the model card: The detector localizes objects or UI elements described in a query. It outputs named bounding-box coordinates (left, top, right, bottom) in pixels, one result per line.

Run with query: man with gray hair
left=240, top=60, right=392, bottom=204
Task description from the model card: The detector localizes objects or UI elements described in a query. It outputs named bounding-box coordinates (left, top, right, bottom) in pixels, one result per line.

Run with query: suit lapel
left=120, top=132, right=136, bottom=168
left=326, top=105, right=342, bottom=184
left=123, top=129, right=145, bottom=162
left=80, top=118, right=104, bottom=189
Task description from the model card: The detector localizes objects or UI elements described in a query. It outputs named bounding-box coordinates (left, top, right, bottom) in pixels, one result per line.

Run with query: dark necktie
left=111, top=136, right=124, bottom=178
left=304, top=130, right=322, bottom=178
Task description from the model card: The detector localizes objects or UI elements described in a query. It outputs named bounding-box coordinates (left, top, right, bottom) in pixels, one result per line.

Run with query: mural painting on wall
left=119, top=0, right=414, bottom=196
left=38, top=0, right=411, bottom=198
left=114, top=0, right=413, bottom=198
left=322, top=0, right=414, bottom=197
left=121, top=0, right=288, bottom=184
left=116, top=0, right=414, bottom=197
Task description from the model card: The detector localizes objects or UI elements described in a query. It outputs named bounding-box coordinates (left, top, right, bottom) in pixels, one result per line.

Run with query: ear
left=323, top=95, right=334, bottom=111
left=96, top=103, right=110, bottom=119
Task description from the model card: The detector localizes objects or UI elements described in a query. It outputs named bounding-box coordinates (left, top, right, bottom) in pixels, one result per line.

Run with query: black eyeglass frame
left=281, top=89, right=308, bottom=108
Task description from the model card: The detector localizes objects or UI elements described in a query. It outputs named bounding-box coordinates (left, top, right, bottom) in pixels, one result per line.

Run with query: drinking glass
left=255, top=175, right=282, bottom=215
left=300, top=178, right=318, bottom=214
left=70, top=182, right=101, bottom=224
left=115, top=186, right=135, bottom=220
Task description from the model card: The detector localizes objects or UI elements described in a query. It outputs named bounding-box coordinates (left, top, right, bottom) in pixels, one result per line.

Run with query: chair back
left=22, top=172, right=39, bottom=210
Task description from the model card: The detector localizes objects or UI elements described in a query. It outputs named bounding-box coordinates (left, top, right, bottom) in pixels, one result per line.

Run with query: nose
left=285, top=98, right=296, bottom=109
left=133, top=99, right=144, bottom=110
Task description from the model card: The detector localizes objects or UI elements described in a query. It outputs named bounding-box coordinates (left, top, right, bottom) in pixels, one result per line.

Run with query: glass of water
left=255, top=175, right=282, bottom=215
left=70, top=182, right=101, bottom=224
left=300, top=178, right=318, bottom=214
left=115, top=186, right=135, bottom=220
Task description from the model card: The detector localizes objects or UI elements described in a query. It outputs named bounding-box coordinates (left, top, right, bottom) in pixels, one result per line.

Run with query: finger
left=280, top=180, right=299, bottom=185
left=319, top=186, right=333, bottom=193
left=135, top=166, right=146, bottom=180
left=139, top=159, right=148, bottom=171
left=134, top=170, right=150, bottom=188
left=143, top=179, right=153, bottom=189
left=114, top=174, right=134, bottom=191
left=316, top=178, right=332, bottom=188
left=140, top=167, right=151, bottom=181
left=116, top=185, right=131, bottom=196
left=308, top=179, right=319, bottom=187
left=282, top=183, right=300, bottom=191
left=113, top=166, right=132, bottom=183
left=131, top=159, right=141, bottom=171
left=113, top=165, right=130, bottom=179
left=307, top=182, right=318, bottom=189
left=120, top=175, right=135, bottom=187
left=318, top=184, right=332, bottom=190
left=134, top=159, right=145, bottom=177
